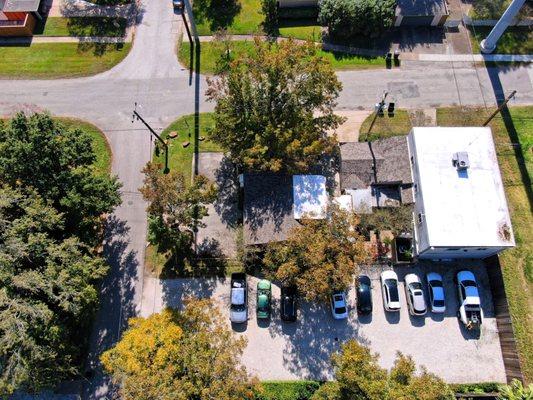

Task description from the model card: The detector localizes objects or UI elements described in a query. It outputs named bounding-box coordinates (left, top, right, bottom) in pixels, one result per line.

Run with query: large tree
left=0, top=113, right=121, bottom=244
left=139, top=162, right=217, bottom=250
left=319, top=0, right=396, bottom=40
left=264, top=207, right=369, bottom=302
left=206, top=38, right=343, bottom=173
left=312, top=340, right=454, bottom=400
left=0, top=186, right=108, bottom=395
left=101, top=299, right=258, bottom=400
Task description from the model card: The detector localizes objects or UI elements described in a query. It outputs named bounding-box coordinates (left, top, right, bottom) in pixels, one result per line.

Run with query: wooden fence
left=485, top=255, right=524, bottom=383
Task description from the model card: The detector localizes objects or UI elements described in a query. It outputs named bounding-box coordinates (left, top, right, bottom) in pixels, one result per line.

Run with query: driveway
left=148, top=261, right=506, bottom=384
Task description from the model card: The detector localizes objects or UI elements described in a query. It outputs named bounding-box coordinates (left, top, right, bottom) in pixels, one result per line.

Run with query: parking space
left=148, top=260, right=506, bottom=384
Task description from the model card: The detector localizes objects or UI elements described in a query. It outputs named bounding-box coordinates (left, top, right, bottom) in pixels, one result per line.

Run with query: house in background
left=408, top=127, right=515, bottom=260
left=395, top=0, right=449, bottom=27
left=339, top=136, right=414, bottom=213
left=277, top=0, right=449, bottom=27
left=243, top=174, right=328, bottom=246
left=0, top=0, right=42, bottom=36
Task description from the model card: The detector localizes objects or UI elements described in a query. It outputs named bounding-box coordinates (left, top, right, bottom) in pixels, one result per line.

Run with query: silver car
left=404, top=273, right=427, bottom=316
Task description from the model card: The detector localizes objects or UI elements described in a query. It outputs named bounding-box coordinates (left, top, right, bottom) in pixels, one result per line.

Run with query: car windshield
left=410, top=282, right=423, bottom=290
left=429, top=279, right=443, bottom=287
left=434, top=300, right=445, bottom=307
left=462, top=279, right=477, bottom=288
left=334, top=295, right=343, bottom=302
left=231, top=303, right=245, bottom=312
left=335, top=307, right=346, bottom=314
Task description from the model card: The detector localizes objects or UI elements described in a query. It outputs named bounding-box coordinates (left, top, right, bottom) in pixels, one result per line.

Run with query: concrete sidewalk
left=0, top=32, right=132, bottom=44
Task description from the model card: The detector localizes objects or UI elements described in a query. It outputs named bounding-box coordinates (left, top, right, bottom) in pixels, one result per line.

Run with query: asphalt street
left=0, top=0, right=532, bottom=398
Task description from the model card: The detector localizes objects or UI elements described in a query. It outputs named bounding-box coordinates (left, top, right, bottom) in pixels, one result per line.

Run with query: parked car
left=281, top=285, right=297, bottom=322
left=380, top=270, right=401, bottom=312
left=404, top=273, right=427, bottom=316
left=426, top=272, right=446, bottom=313
left=230, top=273, right=247, bottom=323
left=456, top=270, right=483, bottom=330
left=356, top=275, right=372, bottom=315
left=330, top=291, right=348, bottom=319
left=256, top=279, right=272, bottom=319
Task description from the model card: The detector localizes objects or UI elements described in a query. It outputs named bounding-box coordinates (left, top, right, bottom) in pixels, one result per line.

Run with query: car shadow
left=385, top=311, right=400, bottom=324
left=358, top=313, right=373, bottom=324
left=429, top=312, right=445, bottom=322
left=231, top=321, right=248, bottom=332
left=408, top=314, right=426, bottom=327
left=257, top=318, right=271, bottom=329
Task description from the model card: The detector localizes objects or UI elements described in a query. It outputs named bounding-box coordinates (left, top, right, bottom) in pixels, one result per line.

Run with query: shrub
left=318, top=0, right=396, bottom=39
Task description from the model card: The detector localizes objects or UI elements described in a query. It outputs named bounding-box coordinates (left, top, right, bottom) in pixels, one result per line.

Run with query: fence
left=485, top=255, right=525, bottom=383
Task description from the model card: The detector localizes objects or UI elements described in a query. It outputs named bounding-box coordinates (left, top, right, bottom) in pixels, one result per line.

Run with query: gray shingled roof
left=396, top=0, right=448, bottom=17
left=340, top=136, right=412, bottom=191
left=1, top=0, right=40, bottom=11
left=243, top=173, right=299, bottom=245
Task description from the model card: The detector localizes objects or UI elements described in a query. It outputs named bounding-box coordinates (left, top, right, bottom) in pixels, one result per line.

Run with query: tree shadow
left=193, top=0, right=241, bottom=32
left=82, top=214, right=139, bottom=398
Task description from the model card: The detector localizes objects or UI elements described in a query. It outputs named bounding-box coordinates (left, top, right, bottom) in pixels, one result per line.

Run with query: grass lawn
left=34, top=17, right=127, bottom=37
left=468, top=26, right=533, bottom=54
left=194, top=0, right=263, bottom=35
left=360, top=106, right=532, bottom=381
left=57, top=118, right=112, bottom=175
left=178, top=41, right=384, bottom=74
left=0, top=42, right=131, bottom=79
left=278, top=24, right=322, bottom=41
left=359, top=110, right=412, bottom=141
left=152, top=112, right=222, bottom=183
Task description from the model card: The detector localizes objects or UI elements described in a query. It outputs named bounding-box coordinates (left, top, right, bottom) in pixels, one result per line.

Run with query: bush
left=260, top=381, right=321, bottom=400
left=451, top=382, right=500, bottom=394
left=318, top=0, right=395, bottom=39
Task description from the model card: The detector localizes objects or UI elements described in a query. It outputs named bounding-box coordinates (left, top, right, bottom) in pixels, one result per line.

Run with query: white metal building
left=408, top=127, right=515, bottom=259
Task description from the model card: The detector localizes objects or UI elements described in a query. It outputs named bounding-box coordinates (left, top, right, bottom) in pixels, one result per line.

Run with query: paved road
left=1, top=0, right=533, bottom=397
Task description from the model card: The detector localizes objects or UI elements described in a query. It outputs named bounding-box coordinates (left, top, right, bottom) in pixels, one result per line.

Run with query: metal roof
left=396, top=0, right=448, bottom=17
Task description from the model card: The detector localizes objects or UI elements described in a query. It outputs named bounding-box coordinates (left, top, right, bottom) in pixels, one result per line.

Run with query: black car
left=356, top=275, right=373, bottom=315
left=281, top=286, right=297, bottom=322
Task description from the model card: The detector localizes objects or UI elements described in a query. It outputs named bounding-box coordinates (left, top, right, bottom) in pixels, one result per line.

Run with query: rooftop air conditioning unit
left=452, top=152, right=470, bottom=170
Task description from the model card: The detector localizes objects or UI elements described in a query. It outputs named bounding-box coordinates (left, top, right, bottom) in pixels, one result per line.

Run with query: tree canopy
left=0, top=113, right=120, bottom=395
left=264, top=207, right=369, bottom=302
left=206, top=38, right=343, bottom=174
left=319, top=0, right=396, bottom=39
left=101, top=299, right=258, bottom=400
left=312, top=340, right=454, bottom=400
left=0, top=113, right=121, bottom=244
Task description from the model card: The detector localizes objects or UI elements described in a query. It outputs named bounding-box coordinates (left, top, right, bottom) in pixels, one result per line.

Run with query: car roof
left=257, top=294, right=269, bottom=307
left=412, top=290, right=426, bottom=310
left=231, top=288, right=245, bottom=304
left=432, top=286, right=445, bottom=301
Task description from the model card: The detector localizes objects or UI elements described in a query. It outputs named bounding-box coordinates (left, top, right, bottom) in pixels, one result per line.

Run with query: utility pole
left=480, top=0, right=527, bottom=54
left=483, top=90, right=517, bottom=126
left=132, top=103, right=170, bottom=174
left=181, top=8, right=193, bottom=47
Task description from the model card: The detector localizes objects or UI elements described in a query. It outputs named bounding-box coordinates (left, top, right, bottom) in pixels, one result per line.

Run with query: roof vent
left=452, top=152, right=470, bottom=170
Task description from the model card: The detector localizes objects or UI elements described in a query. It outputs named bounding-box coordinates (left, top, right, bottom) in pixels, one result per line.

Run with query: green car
left=256, top=279, right=272, bottom=319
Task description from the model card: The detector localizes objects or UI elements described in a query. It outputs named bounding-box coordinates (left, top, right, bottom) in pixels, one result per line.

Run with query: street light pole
left=483, top=90, right=517, bottom=126
left=364, top=90, right=388, bottom=142
left=132, top=103, right=170, bottom=174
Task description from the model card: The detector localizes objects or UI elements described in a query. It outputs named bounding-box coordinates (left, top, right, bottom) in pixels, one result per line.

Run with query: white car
left=426, top=272, right=446, bottom=313
left=404, top=273, right=427, bottom=316
left=330, top=291, right=348, bottom=319
left=380, top=270, right=400, bottom=312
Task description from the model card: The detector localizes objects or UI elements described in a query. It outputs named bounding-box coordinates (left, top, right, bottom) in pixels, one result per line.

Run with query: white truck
left=456, top=270, right=483, bottom=330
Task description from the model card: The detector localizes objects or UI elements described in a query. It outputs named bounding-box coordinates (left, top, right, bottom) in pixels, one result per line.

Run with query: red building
left=0, top=0, right=42, bottom=36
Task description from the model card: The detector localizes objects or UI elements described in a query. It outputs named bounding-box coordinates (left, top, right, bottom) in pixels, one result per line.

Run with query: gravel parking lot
left=144, top=261, right=506, bottom=383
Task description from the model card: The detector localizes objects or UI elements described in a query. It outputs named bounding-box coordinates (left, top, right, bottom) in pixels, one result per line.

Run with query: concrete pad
left=149, top=261, right=506, bottom=383
left=330, top=110, right=372, bottom=143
